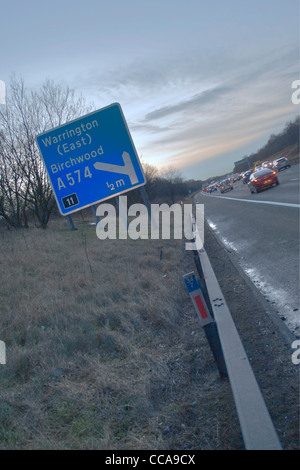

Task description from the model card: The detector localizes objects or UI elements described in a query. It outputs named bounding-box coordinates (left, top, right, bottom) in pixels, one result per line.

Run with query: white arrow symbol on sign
left=93, top=151, right=138, bottom=185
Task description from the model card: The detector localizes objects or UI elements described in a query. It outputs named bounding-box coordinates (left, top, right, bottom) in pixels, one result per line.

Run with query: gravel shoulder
left=202, top=221, right=299, bottom=450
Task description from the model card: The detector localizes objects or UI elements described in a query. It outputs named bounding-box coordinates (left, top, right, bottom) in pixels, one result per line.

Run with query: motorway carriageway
left=195, top=164, right=300, bottom=336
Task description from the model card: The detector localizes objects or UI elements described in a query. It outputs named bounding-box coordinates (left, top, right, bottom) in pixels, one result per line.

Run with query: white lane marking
left=208, top=214, right=299, bottom=335
left=243, top=265, right=299, bottom=334
left=209, top=195, right=300, bottom=208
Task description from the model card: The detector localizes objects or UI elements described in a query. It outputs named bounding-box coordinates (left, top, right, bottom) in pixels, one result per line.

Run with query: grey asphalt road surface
left=195, top=164, right=300, bottom=336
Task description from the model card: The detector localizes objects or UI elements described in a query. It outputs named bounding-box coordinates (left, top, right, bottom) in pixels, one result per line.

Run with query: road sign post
left=66, top=215, right=77, bottom=231
left=36, top=103, right=146, bottom=216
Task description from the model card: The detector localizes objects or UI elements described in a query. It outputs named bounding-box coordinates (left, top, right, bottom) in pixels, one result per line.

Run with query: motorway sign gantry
left=36, top=103, right=146, bottom=215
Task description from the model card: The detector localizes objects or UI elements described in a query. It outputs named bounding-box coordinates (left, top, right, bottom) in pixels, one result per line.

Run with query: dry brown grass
left=0, top=210, right=242, bottom=450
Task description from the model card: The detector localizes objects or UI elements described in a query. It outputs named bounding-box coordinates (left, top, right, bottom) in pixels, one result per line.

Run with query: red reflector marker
left=195, top=295, right=208, bottom=320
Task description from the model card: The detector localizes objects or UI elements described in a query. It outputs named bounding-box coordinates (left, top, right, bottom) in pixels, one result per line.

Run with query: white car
left=273, top=157, right=291, bottom=171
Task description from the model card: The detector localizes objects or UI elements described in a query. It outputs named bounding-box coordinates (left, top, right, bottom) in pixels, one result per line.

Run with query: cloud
left=72, top=42, right=298, bottom=179
left=143, top=86, right=230, bottom=121
left=140, top=44, right=298, bottom=123
left=129, top=122, right=171, bottom=135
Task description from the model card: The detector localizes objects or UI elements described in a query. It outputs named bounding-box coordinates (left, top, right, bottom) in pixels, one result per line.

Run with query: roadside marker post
left=188, top=212, right=214, bottom=316
left=193, top=251, right=214, bottom=317
left=184, top=271, right=227, bottom=378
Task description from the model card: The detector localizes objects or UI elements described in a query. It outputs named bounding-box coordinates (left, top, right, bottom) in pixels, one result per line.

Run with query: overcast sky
left=0, top=0, right=299, bottom=180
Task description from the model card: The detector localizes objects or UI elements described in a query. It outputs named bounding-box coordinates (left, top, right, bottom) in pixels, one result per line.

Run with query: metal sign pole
left=91, top=204, right=100, bottom=224
left=66, top=215, right=77, bottom=231
left=139, top=186, right=157, bottom=230
left=117, top=196, right=129, bottom=234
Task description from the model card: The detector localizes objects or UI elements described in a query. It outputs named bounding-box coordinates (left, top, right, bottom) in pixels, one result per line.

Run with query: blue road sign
left=36, top=103, right=146, bottom=215
left=183, top=272, right=200, bottom=293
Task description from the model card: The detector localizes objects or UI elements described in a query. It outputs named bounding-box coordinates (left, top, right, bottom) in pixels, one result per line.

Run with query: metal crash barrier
left=185, top=214, right=282, bottom=450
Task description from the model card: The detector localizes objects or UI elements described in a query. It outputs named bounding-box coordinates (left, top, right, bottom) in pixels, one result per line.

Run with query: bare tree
left=0, top=76, right=93, bottom=228
left=141, top=162, right=159, bottom=200
left=160, top=165, right=183, bottom=184
left=159, top=165, right=186, bottom=203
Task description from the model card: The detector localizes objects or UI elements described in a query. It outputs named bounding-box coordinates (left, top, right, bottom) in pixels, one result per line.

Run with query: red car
left=248, top=168, right=279, bottom=193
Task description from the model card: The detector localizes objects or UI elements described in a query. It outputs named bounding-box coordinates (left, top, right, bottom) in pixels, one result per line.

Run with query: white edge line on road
left=201, top=193, right=300, bottom=208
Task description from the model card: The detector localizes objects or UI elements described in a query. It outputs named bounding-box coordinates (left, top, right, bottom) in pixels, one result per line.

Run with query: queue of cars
left=203, top=177, right=235, bottom=194
left=203, top=156, right=290, bottom=195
